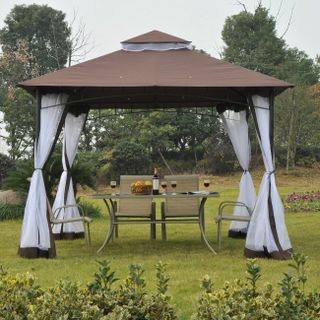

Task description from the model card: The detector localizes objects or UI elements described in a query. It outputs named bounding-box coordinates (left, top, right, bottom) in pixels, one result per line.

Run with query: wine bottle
left=152, top=167, right=159, bottom=195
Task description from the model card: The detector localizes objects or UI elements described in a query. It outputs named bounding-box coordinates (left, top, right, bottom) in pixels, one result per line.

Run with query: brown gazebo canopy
left=18, top=30, right=293, bottom=260
left=20, top=30, right=292, bottom=109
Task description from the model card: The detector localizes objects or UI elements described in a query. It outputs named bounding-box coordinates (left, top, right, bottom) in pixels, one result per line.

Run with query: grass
left=1, top=168, right=320, bottom=319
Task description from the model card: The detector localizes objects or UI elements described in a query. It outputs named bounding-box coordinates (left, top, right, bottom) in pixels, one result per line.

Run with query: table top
left=89, top=192, right=220, bottom=199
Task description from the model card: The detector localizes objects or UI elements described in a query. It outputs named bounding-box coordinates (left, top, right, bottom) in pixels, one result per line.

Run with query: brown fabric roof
left=19, top=30, right=293, bottom=108
left=121, top=30, right=190, bottom=43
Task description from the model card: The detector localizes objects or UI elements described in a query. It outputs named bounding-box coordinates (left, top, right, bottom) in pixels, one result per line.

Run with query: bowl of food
left=131, top=181, right=152, bottom=195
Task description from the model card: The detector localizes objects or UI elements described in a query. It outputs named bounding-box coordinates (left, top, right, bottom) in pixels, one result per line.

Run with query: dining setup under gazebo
left=18, top=30, right=293, bottom=260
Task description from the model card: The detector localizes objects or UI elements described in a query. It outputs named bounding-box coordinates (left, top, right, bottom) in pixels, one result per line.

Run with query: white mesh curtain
left=52, top=112, right=87, bottom=239
left=221, top=110, right=256, bottom=237
left=19, top=93, right=68, bottom=258
left=245, top=95, right=292, bottom=259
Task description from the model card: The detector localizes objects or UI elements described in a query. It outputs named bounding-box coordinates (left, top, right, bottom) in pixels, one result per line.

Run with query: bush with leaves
left=193, top=253, right=320, bottom=320
left=88, top=260, right=176, bottom=319
left=0, top=260, right=176, bottom=320
left=0, top=202, right=24, bottom=220
left=0, top=266, right=40, bottom=320
left=3, top=151, right=96, bottom=204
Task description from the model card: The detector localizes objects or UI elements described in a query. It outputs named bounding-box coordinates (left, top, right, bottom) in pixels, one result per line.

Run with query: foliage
left=0, top=88, right=35, bottom=160
left=0, top=4, right=71, bottom=76
left=275, top=86, right=320, bottom=171
left=284, top=191, right=320, bottom=212
left=277, top=48, right=320, bottom=85
left=77, top=198, right=103, bottom=218
left=98, top=140, right=152, bottom=182
left=222, top=4, right=286, bottom=77
left=0, top=153, right=15, bottom=187
left=0, top=260, right=176, bottom=319
left=0, top=202, right=24, bottom=220
left=2, top=151, right=96, bottom=203
left=0, top=267, right=40, bottom=320
left=193, top=253, right=320, bottom=320
left=1, top=254, right=320, bottom=319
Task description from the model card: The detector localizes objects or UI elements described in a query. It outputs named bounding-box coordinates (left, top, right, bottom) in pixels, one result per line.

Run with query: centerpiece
left=131, top=181, right=153, bottom=195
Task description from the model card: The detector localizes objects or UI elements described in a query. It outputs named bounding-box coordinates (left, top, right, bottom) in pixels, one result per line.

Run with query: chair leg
left=161, top=202, right=166, bottom=241
left=115, top=224, right=119, bottom=238
left=200, top=206, right=205, bottom=241
left=217, top=219, right=222, bottom=250
left=87, top=222, right=91, bottom=247
left=150, top=202, right=156, bottom=240
left=150, top=213, right=156, bottom=240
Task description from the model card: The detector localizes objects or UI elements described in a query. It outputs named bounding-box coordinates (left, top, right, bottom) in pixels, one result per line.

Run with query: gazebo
left=18, top=30, right=293, bottom=260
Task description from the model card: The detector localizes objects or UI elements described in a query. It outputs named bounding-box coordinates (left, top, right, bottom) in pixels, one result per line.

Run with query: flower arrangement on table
left=131, top=181, right=152, bottom=195
left=284, top=191, right=320, bottom=212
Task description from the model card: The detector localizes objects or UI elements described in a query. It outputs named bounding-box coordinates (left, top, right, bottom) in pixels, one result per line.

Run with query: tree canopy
left=222, top=4, right=286, bottom=77
left=0, top=4, right=71, bottom=77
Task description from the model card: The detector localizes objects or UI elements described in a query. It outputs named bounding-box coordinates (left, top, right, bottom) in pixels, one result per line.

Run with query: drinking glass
left=161, top=180, right=167, bottom=195
left=171, top=180, right=177, bottom=195
left=110, top=180, right=117, bottom=196
left=204, top=179, right=210, bottom=188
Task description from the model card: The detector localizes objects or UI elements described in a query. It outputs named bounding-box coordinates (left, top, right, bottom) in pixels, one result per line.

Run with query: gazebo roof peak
left=121, top=30, right=191, bottom=44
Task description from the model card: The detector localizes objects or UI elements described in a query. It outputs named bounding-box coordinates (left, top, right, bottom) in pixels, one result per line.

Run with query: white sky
left=0, top=0, right=319, bottom=61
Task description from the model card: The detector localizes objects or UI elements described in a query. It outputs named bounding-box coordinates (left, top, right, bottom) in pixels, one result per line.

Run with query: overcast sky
left=1, top=0, right=319, bottom=62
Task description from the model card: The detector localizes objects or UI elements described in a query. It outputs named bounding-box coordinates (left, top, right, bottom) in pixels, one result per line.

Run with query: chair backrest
left=118, top=175, right=153, bottom=216
left=164, top=175, right=199, bottom=216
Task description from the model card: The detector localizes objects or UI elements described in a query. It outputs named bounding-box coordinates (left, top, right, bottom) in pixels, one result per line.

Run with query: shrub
left=3, top=152, right=96, bottom=204
left=0, top=202, right=24, bottom=220
left=193, top=253, right=320, bottom=320
left=78, top=198, right=103, bottom=218
left=0, top=260, right=176, bottom=320
left=0, top=266, right=40, bottom=320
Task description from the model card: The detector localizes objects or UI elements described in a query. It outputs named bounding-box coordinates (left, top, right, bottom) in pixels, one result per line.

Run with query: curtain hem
left=18, top=247, right=56, bottom=259
left=53, top=232, right=85, bottom=240
left=244, top=247, right=293, bottom=260
left=228, top=229, right=247, bottom=239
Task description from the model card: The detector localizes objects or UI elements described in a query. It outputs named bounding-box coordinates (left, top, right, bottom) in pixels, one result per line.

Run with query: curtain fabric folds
left=19, top=93, right=68, bottom=259
left=121, top=42, right=192, bottom=51
left=221, top=110, right=256, bottom=237
left=245, top=95, right=292, bottom=259
left=52, top=113, right=87, bottom=239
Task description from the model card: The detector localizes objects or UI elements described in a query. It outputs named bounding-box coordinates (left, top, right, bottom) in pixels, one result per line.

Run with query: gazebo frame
left=18, top=30, right=293, bottom=260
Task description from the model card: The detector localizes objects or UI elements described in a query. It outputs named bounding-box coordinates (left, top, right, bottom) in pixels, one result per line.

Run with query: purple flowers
left=284, top=191, right=320, bottom=212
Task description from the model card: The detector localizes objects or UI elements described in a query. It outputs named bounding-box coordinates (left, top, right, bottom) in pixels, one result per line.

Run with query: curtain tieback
left=34, top=168, right=42, bottom=170
left=243, top=169, right=249, bottom=174
left=267, top=170, right=275, bottom=175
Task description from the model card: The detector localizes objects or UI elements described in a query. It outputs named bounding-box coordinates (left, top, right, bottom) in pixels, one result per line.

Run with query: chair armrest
left=53, top=204, right=87, bottom=218
left=218, top=201, right=251, bottom=216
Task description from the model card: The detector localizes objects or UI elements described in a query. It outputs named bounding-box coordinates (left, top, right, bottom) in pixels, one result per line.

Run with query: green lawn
left=1, top=170, right=320, bottom=319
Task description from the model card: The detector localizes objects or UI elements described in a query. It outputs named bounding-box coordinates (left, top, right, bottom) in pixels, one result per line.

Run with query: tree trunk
left=286, top=91, right=296, bottom=174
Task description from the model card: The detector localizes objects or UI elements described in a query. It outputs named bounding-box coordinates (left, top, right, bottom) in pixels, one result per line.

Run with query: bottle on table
left=152, top=167, right=159, bottom=195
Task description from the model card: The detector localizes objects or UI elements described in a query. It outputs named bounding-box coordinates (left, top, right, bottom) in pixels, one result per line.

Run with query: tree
left=275, top=49, right=320, bottom=172
left=0, top=88, right=35, bottom=160
left=221, top=4, right=286, bottom=77
left=0, top=4, right=72, bottom=160
left=221, top=3, right=320, bottom=171
left=0, top=4, right=71, bottom=76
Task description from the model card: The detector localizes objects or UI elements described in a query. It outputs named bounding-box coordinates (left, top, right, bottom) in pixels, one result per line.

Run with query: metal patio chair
left=161, top=175, right=201, bottom=240
left=215, top=201, right=252, bottom=249
left=113, top=175, right=156, bottom=240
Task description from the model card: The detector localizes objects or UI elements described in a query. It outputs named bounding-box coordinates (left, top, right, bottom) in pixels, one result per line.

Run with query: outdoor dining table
left=89, top=192, right=220, bottom=254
